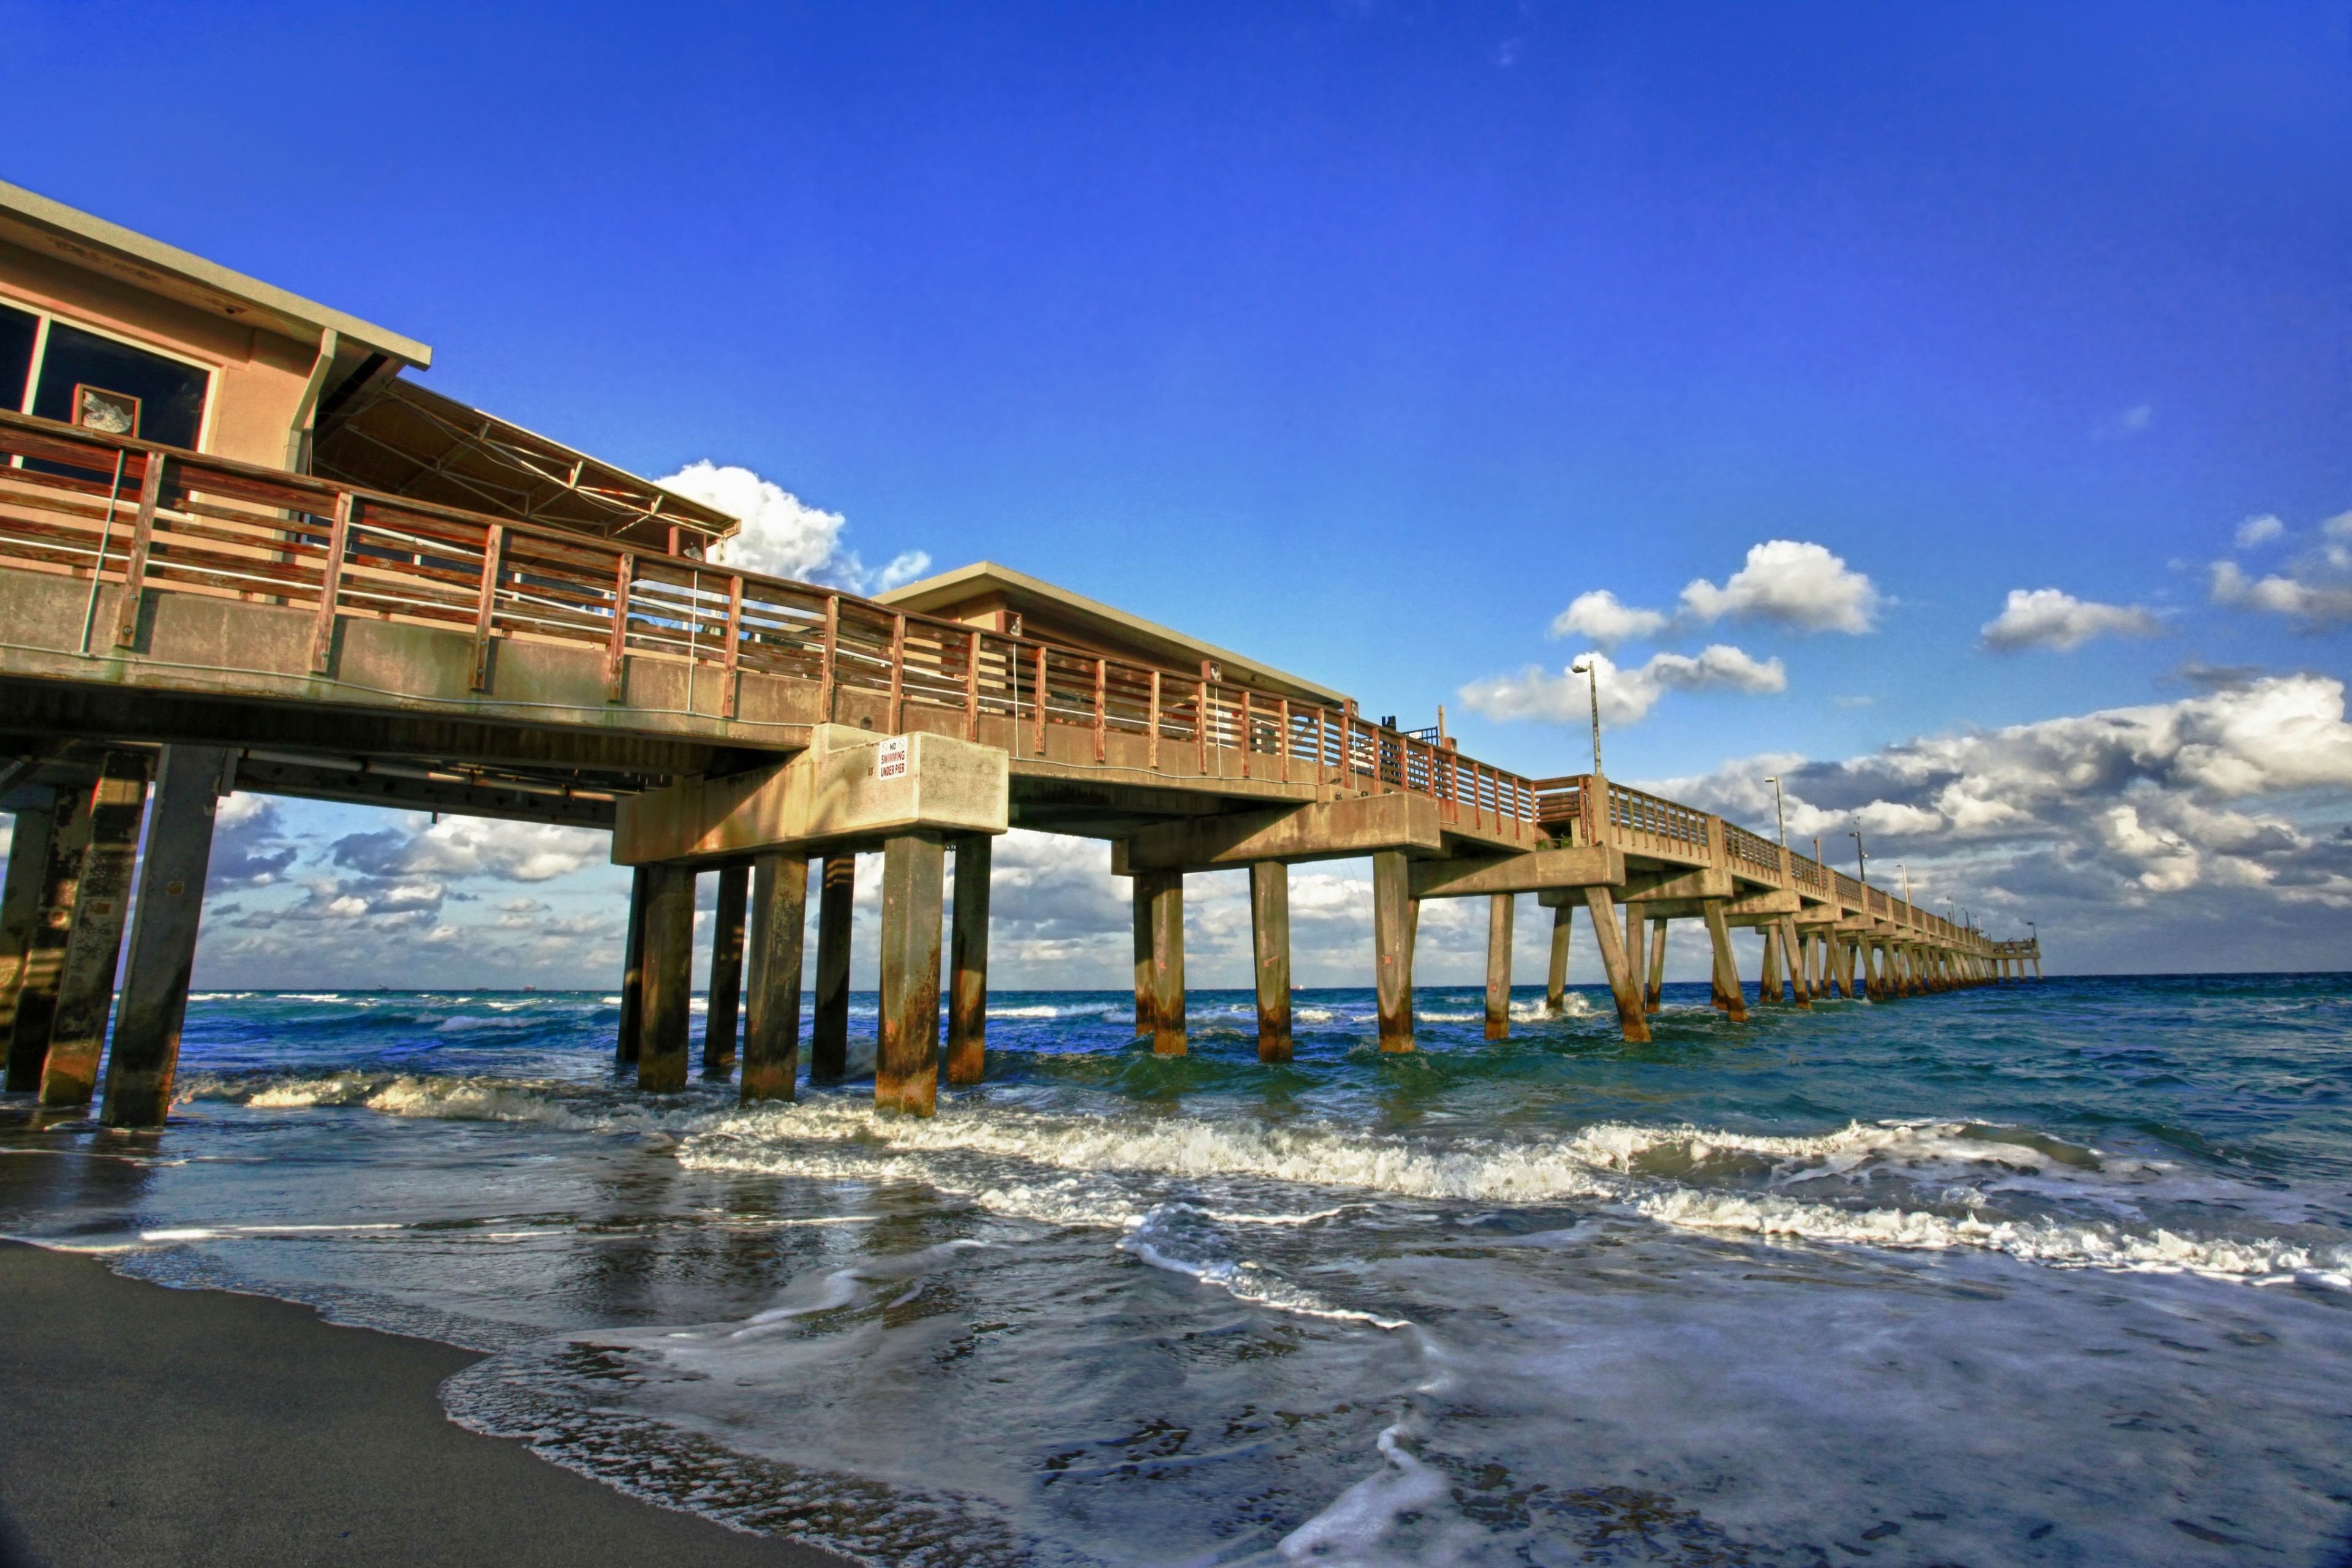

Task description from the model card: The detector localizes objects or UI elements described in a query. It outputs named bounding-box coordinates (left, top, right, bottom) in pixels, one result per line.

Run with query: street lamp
left=1849, top=826, right=1868, bottom=887
left=1765, top=775, right=1788, bottom=847
left=1569, top=657, right=1602, bottom=774
left=1899, top=863, right=1912, bottom=903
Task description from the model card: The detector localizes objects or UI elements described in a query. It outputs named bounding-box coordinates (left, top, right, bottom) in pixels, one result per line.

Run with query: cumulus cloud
left=1678, top=540, right=1881, bottom=633
left=1459, top=644, right=1785, bottom=726
left=657, top=461, right=931, bottom=594
left=333, top=817, right=606, bottom=883
left=207, top=794, right=300, bottom=889
left=2236, top=514, right=2285, bottom=549
left=1980, top=588, right=2163, bottom=652
left=2210, top=560, right=2352, bottom=630
left=1548, top=590, right=1669, bottom=649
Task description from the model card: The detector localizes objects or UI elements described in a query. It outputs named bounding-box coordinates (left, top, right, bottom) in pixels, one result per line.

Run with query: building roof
left=312, top=375, right=738, bottom=548
left=0, top=179, right=432, bottom=367
left=876, top=560, right=1351, bottom=707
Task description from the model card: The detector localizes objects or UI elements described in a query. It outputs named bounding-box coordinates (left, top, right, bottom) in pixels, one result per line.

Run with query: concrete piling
left=1483, top=893, right=1513, bottom=1041
left=616, top=865, right=652, bottom=1067
left=810, top=853, right=855, bottom=1082
left=1132, top=875, right=1155, bottom=1039
left=636, top=863, right=696, bottom=1092
left=1544, top=902, right=1572, bottom=1015
left=0, top=790, right=56, bottom=1061
left=1582, top=886, right=1649, bottom=1044
left=102, top=746, right=228, bottom=1128
left=39, top=750, right=153, bottom=1109
left=875, top=831, right=944, bottom=1116
left=1251, top=861, right=1291, bottom=1063
left=1781, top=916, right=1812, bottom=1009
left=1145, top=868, right=1187, bottom=1055
left=702, top=865, right=747, bottom=1079
left=948, top=834, right=991, bottom=1085
left=6, top=785, right=91, bottom=1093
left=1700, top=900, right=1747, bottom=1023
left=1372, top=850, right=1414, bottom=1052
left=1645, top=917, right=1668, bottom=1014
left=1623, top=902, right=1649, bottom=1021
left=740, top=851, right=809, bottom=1103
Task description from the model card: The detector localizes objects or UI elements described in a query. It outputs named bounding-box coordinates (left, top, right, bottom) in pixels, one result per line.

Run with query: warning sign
left=876, top=735, right=909, bottom=780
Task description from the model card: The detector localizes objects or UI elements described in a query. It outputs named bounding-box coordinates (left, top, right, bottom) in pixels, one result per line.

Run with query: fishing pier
left=0, top=184, right=2039, bottom=1125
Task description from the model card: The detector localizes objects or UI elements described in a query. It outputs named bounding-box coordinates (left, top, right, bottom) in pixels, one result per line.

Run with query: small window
left=31, top=322, right=207, bottom=450
left=0, top=303, right=34, bottom=413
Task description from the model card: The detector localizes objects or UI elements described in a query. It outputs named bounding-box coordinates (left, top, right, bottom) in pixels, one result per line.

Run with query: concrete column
left=1131, top=873, right=1156, bottom=1039
left=1251, top=861, right=1291, bottom=1063
left=1483, top=893, right=1514, bottom=1041
left=1146, top=869, right=1187, bottom=1055
left=1758, top=922, right=1781, bottom=1003
left=1544, top=902, right=1572, bottom=1015
left=1623, top=902, right=1648, bottom=1019
left=636, top=863, right=696, bottom=1092
left=1372, top=850, right=1414, bottom=1053
left=703, top=865, right=748, bottom=1079
left=0, top=791, right=56, bottom=1050
left=1645, top=917, right=1668, bottom=1014
left=616, top=865, right=652, bottom=1066
left=810, top=852, right=855, bottom=1082
left=741, top=851, right=808, bottom=1103
left=947, top=834, right=991, bottom=1085
left=40, top=752, right=153, bottom=1109
left=875, top=831, right=944, bottom=1116
left=1781, top=917, right=1813, bottom=1009
left=1700, top=900, right=1747, bottom=1023
left=1581, top=886, right=1649, bottom=1044
left=102, top=747, right=228, bottom=1128
left=6, top=785, right=91, bottom=1092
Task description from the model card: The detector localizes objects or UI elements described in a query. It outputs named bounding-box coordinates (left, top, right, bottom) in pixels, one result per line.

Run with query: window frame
left=0, top=290, right=221, bottom=456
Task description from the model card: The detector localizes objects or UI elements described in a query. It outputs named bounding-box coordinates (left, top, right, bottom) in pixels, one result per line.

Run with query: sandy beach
left=0, top=1240, right=858, bottom=1568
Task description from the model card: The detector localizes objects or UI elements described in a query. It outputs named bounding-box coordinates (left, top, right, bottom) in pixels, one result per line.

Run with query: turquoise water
left=6, top=976, right=2352, bottom=1564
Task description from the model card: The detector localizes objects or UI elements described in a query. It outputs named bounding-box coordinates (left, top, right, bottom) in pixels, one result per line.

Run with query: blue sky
left=6, top=0, right=2351, bottom=984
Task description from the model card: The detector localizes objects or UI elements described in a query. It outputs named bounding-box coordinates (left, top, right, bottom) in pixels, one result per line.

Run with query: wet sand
left=0, top=1240, right=858, bottom=1568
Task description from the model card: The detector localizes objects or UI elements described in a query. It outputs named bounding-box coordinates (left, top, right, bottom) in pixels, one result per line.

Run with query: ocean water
left=6, top=976, right=2352, bottom=1566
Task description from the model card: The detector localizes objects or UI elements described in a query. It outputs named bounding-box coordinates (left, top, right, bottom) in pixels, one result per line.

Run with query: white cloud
left=2094, top=402, right=2154, bottom=439
left=2236, top=514, right=2285, bottom=549
left=1678, top=540, right=1881, bottom=633
left=2211, top=560, right=2352, bottom=629
left=1458, top=644, right=1785, bottom=726
left=336, top=817, right=607, bottom=884
left=657, top=461, right=930, bottom=594
left=1980, top=588, right=2163, bottom=652
left=1548, top=589, right=1669, bottom=648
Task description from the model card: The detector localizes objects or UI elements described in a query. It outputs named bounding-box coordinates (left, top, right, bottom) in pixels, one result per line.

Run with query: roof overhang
left=0, top=179, right=432, bottom=367
left=876, top=561, right=1350, bottom=708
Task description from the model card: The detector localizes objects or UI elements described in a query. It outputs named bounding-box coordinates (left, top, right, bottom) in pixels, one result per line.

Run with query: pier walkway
left=0, top=410, right=2037, bottom=1123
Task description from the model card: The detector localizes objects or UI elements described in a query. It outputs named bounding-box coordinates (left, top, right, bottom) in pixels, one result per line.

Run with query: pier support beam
left=616, top=865, right=652, bottom=1067
left=875, top=831, right=944, bottom=1116
left=6, top=785, right=91, bottom=1093
left=948, top=834, right=991, bottom=1085
left=636, top=864, right=696, bottom=1092
left=1372, top=850, right=1414, bottom=1052
left=1758, top=922, right=1781, bottom=1003
left=810, top=853, right=855, bottom=1082
left=1582, top=886, right=1649, bottom=1044
left=1142, top=869, right=1186, bottom=1055
left=1251, top=861, right=1291, bottom=1062
left=1623, top=902, right=1648, bottom=1021
left=1483, top=893, right=1513, bottom=1040
left=703, top=865, right=748, bottom=1079
left=1645, top=918, right=1668, bottom=1013
left=1544, top=902, right=1572, bottom=1015
left=102, top=746, right=228, bottom=1128
left=1700, top=900, right=1747, bottom=1023
left=0, top=793, right=55, bottom=1053
left=1781, top=917, right=1812, bottom=1009
left=741, top=851, right=808, bottom=1103
left=40, top=751, right=153, bottom=1109
left=1132, top=876, right=1156, bottom=1039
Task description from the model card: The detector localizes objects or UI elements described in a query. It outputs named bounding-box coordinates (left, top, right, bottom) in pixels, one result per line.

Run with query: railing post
left=1278, top=697, right=1291, bottom=785
left=1196, top=673, right=1211, bottom=774
left=720, top=574, right=744, bottom=720
left=964, top=630, right=981, bottom=740
left=1148, top=670, right=1162, bottom=770
left=820, top=592, right=840, bottom=721
left=1034, top=645, right=1048, bottom=755
left=308, top=489, right=354, bottom=675
left=469, top=522, right=505, bottom=692
left=109, top=450, right=168, bottom=650
left=888, top=612, right=907, bottom=731
left=604, top=554, right=636, bottom=703
left=1239, top=691, right=1251, bottom=779
left=1093, top=657, right=1107, bottom=762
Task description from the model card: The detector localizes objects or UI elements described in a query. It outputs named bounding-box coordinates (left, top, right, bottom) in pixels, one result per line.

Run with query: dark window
left=0, top=303, right=35, bottom=413
left=31, top=322, right=208, bottom=450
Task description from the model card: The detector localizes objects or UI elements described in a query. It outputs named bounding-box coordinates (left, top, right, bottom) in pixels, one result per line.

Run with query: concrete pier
left=636, top=864, right=696, bottom=1092
left=1645, top=916, right=1668, bottom=1014
left=1781, top=916, right=1812, bottom=1008
left=1483, top=893, right=1513, bottom=1040
left=1623, top=902, right=1649, bottom=1022
left=875, top=831, right=944, bottom=1116
left=1132, top=880, right=1155, bottom=1039
left=702, top=865, right=747, bottom=1079
left=1372, top=850, right=1414, bottom=1052
left=0, top=791, right=56, bottom=1066
left=1700, top=900, right=1747, bottom=1024
left=1544, top=902, right=1572, bottom=1015
left=810, top=853, right=855, bottom=1082
left=1251, top=861, right=1291, bottom=1062
left=740, top=851, right=808, bottom=1103
left=616, top=865, right=651, bottom=1068
left=101, top=746, right=228, bottom=1128
left=1143, top=868, right=1186, bottom=1055
left=1583, top=886, right=1649, bottom=1044
left=947, top=834, right=990, bottom=1086
left=39, top=750, right=152, bottom=1109
left=5, top=785, right=89, bottom=1093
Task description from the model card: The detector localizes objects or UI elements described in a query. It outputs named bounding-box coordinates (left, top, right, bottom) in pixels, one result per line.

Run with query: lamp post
left=1899, top=863, right=1911, bottom=903
left=1849, top=827, right=1868, bottom=887
left=1765, top=775, right=1788, bottom=848
left=1570, top=657, right=1602, bottom=774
